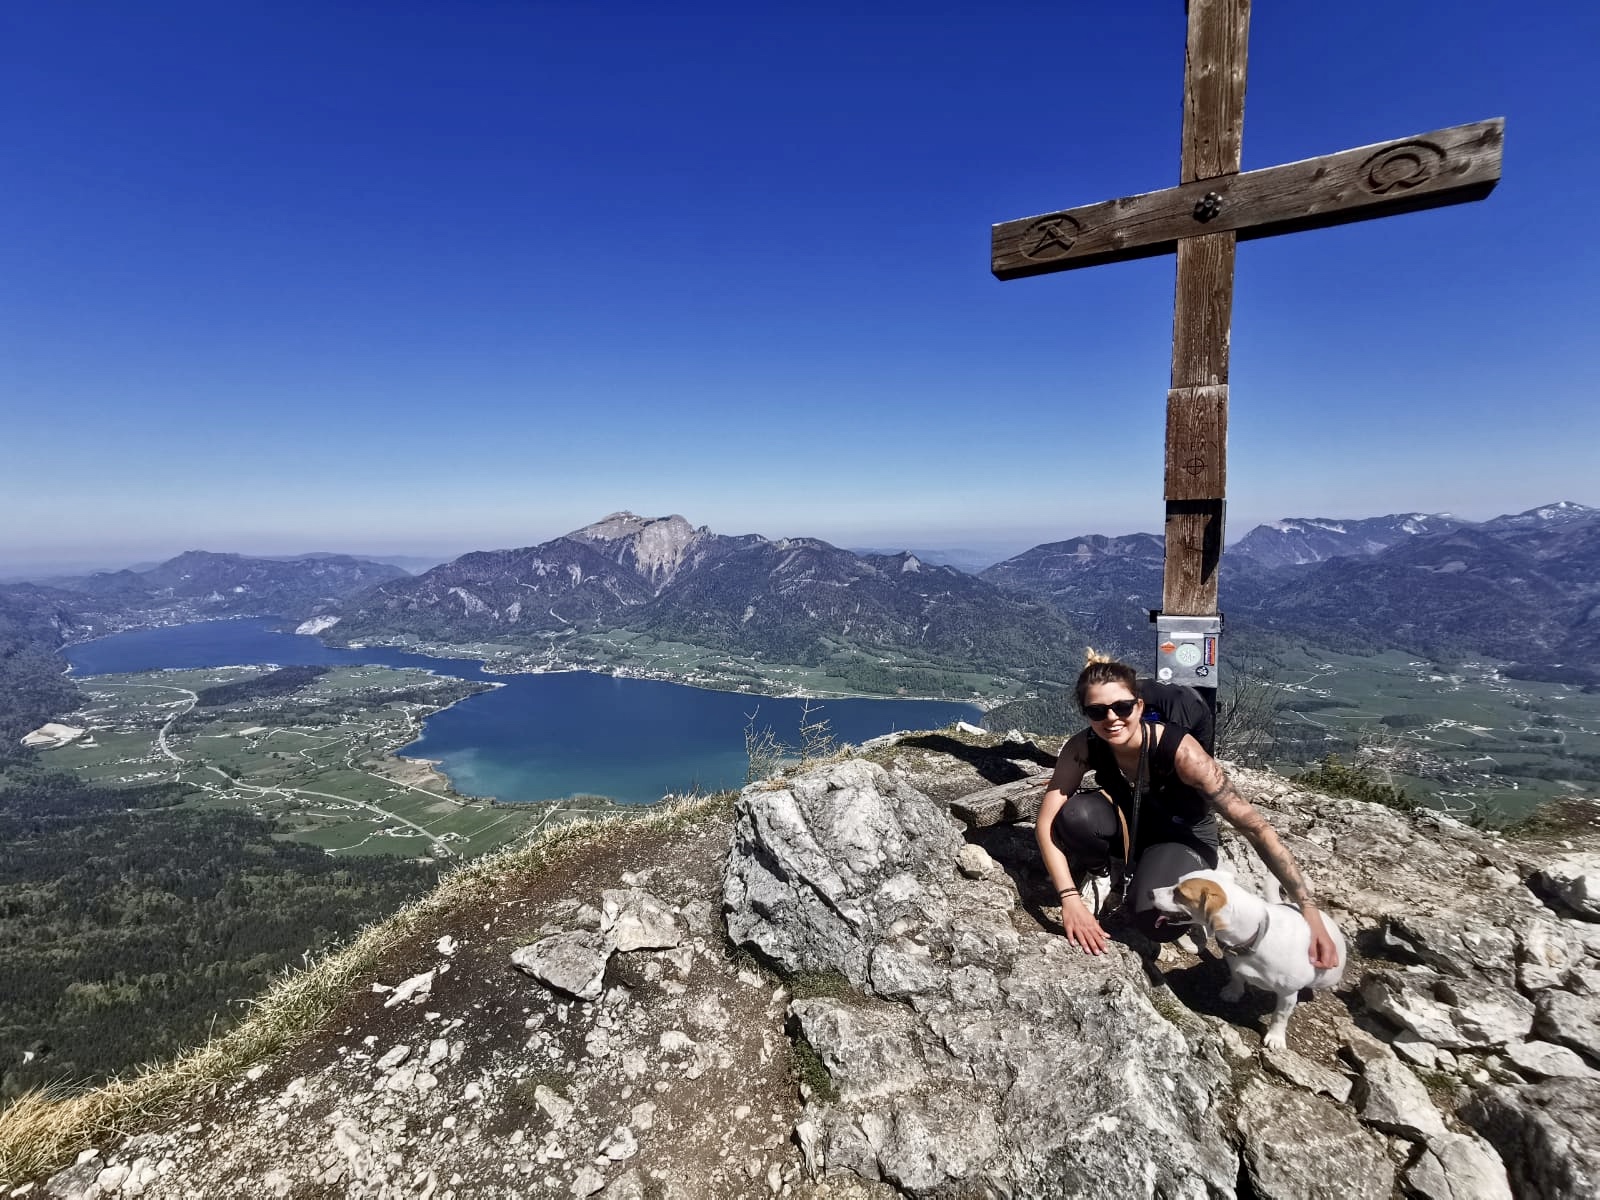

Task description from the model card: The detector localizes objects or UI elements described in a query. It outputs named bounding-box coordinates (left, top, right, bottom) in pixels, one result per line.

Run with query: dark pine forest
left=0, top=605, right=437, bottom=1104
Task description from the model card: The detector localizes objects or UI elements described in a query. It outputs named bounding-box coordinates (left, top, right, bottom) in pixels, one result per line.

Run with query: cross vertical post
left=1157, top=0, right=1250, bottom=711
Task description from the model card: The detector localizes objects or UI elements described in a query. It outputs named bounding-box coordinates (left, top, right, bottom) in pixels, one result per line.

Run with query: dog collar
left=1218, top=906, right=1272, bottom=958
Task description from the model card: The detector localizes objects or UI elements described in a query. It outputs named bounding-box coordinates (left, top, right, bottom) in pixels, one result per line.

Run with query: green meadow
left=45, top=665, right=567, bottom=858
left=1261, top=644, right=1600, bottom=819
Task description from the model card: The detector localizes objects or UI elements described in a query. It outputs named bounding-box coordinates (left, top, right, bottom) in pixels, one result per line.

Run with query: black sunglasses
left=1082, top=699, right=1138, bottom=721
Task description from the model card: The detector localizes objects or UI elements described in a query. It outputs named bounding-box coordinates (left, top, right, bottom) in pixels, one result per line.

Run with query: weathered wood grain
left=1170, top=233, right=1235, bottom=388
left=991, top=118, right=1504, bottom=279
left=1163, top=500, right=1225, bottom=615
left=948, top=773, right=1052, bottom=828
left=1165, top=385, right=1228, bottom=501
left=1156, top=1, right=1245, bottom=621
left=1182, top=0, right=1250, bottom=182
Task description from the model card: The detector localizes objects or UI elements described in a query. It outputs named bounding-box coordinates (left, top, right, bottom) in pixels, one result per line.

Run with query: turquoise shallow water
left=65, top=618, right=984, bottom=804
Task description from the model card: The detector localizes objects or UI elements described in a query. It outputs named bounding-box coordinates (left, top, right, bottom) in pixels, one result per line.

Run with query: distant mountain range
left=22, top=551, right=408, bottom=633
left=979, top=501, right=1600, bottom=679
left=329, top=513, right=1084, bottom=682
left=844, top=546, right=1011, bottom=575
left=3, top=502, right=1595, bottom=702
left=1228, top=512, right=1467, bottom=570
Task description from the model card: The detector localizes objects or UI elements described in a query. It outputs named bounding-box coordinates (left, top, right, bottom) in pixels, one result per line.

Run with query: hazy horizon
left=3, top=495, right=1590, bottom=581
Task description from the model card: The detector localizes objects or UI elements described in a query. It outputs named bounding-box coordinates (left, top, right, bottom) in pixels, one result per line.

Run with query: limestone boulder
left=1533, top=987, right=1600, bottom=1064
left=1234, top=1078, right=1393, bottom=1200
left=723, top=760, right=963, bottom=985
left=1461, top=1079, right=1600, bottom=1200
left=806, top=944, right=1237, bottom=1197
left=1351, top=1052, right=1447, bottom=1139
left=1361, top=968, right=1534, bottom=1049
left=1503, top=1038, right=1599, bottom=1081
left=600, top=888, right=684, bottom=952
left=954, top=841, right=997, bottom=880
left=1517, top=918, right=1587, bottom=991
left=1402, top=1131, right=1513, bottom=1200
left=1262, top=1045, right=1353, bottom=1104
left=1532, top=853, right=1600, bottom=921
left=732, top=760, right=1237, bottom=1198
left=1381, top=913, right=1519, bottom=988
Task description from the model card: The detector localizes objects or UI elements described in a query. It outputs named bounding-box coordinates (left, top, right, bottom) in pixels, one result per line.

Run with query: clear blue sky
left=3, top=1, right=1595, bottom=569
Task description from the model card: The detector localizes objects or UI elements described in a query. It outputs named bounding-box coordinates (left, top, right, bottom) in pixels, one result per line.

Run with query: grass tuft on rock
left=786, top=970, right=860, bottom=1003
left=788, top=1035, right=838, bottom=1104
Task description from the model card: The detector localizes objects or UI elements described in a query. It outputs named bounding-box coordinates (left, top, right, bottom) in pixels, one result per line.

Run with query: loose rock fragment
left=512, top=932, right=613, bottom=1002
left=602, top=889, right=685, bottom=952
left=383, top=969, right=436, bottom=1008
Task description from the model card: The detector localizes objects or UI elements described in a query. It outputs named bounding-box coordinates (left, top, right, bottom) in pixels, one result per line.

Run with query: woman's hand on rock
left=1059, top=896, right=1108, bottom=955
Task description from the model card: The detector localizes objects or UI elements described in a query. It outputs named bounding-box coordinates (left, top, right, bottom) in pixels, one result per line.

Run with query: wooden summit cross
left=991, top=0, right=1502, bottom=701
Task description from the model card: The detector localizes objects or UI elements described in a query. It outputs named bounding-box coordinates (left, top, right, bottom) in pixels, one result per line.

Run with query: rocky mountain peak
left=564, top=513, right=705, bottom=590
left=1484, top=501, right=1599, bottom=530
left=569, top=512, right=655, bottom=542
left=32, top=743, right=1600, bottom=1198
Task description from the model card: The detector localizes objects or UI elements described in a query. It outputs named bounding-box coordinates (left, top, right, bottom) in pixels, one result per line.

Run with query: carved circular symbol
left=1182, top=456, right=1207, bottom=476
left=1359, top=140, right=1446, bottom=195
left=1020, top=213, right=1082, bottom=260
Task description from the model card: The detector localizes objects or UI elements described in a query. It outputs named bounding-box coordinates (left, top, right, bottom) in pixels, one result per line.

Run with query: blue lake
left=65, top=619, right=983, bottom=805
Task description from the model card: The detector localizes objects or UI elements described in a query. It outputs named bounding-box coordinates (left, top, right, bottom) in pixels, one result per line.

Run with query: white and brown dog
left=1150, top=868, right=1347, bottom=1051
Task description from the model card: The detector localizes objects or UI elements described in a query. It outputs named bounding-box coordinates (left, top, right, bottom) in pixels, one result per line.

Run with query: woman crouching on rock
left=1037, top=650, right=1337, bottom=967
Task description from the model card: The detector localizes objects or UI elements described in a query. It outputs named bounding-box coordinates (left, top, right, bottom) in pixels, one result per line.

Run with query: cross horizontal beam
left=992, top=118, right=1502, bottom=280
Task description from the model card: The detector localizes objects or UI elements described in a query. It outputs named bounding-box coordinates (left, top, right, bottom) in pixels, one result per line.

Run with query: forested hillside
left=0, top=764, right=437, bottom=1101
left=0, top=602, right=439, bottom=1104
left=0, top=587, right=81, bottom=748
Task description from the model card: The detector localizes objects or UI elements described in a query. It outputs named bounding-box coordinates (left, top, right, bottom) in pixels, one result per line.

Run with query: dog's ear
left=1177, top=878, right=1229, bottom=930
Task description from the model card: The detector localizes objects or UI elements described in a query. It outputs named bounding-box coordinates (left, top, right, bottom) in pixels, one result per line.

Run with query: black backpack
left=1137, top=678, right=1215, bottom=756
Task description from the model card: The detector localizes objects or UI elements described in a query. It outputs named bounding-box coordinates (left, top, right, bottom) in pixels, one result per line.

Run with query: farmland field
left=41, top=664, right=617, bottom=858
left=1259, top=645, right=1600, bottom=819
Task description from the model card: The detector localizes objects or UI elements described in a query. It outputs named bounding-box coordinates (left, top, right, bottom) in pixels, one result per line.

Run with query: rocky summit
left=12, top=735, right=1600, bottom=1199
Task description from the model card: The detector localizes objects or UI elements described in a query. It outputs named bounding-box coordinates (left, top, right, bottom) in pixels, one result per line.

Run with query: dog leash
left=1118, top=726, right=1151, bottom=904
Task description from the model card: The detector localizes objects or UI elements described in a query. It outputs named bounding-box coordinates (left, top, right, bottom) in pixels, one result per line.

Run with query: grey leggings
left=1051, top=790, right=1219, bottom=942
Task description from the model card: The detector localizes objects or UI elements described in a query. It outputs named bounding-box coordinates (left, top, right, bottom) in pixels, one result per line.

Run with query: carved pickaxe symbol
left=1024, top=218, right=1077, bottom=258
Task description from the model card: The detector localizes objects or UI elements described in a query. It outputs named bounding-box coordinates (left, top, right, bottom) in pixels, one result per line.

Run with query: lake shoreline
left=332, top=632, right=1013, bottom=712
left=61, top=612, right=1009, bottom=710
left=60, top=619, right=985, bottom=807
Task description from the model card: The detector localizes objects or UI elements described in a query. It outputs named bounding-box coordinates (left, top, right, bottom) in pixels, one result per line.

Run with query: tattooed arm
left=1173, top=735, right=1339, bottom=968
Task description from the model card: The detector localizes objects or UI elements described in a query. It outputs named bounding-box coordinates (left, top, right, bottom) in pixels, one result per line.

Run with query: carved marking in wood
left=991, top=118, right=1502, bottom=280
left=1360, top=139, right=1446, bottom=195
left=1021, top=213, right=1081, bottom=261
left=1164, top=384, right=1227, bottom=503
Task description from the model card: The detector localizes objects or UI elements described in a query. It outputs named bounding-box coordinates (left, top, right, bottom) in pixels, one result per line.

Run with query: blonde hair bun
left=1083, top=646, right=1117, bottom=667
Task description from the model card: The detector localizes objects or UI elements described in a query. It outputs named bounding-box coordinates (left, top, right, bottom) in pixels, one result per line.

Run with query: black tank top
left=1085, top=723, right=1219, bottom=854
